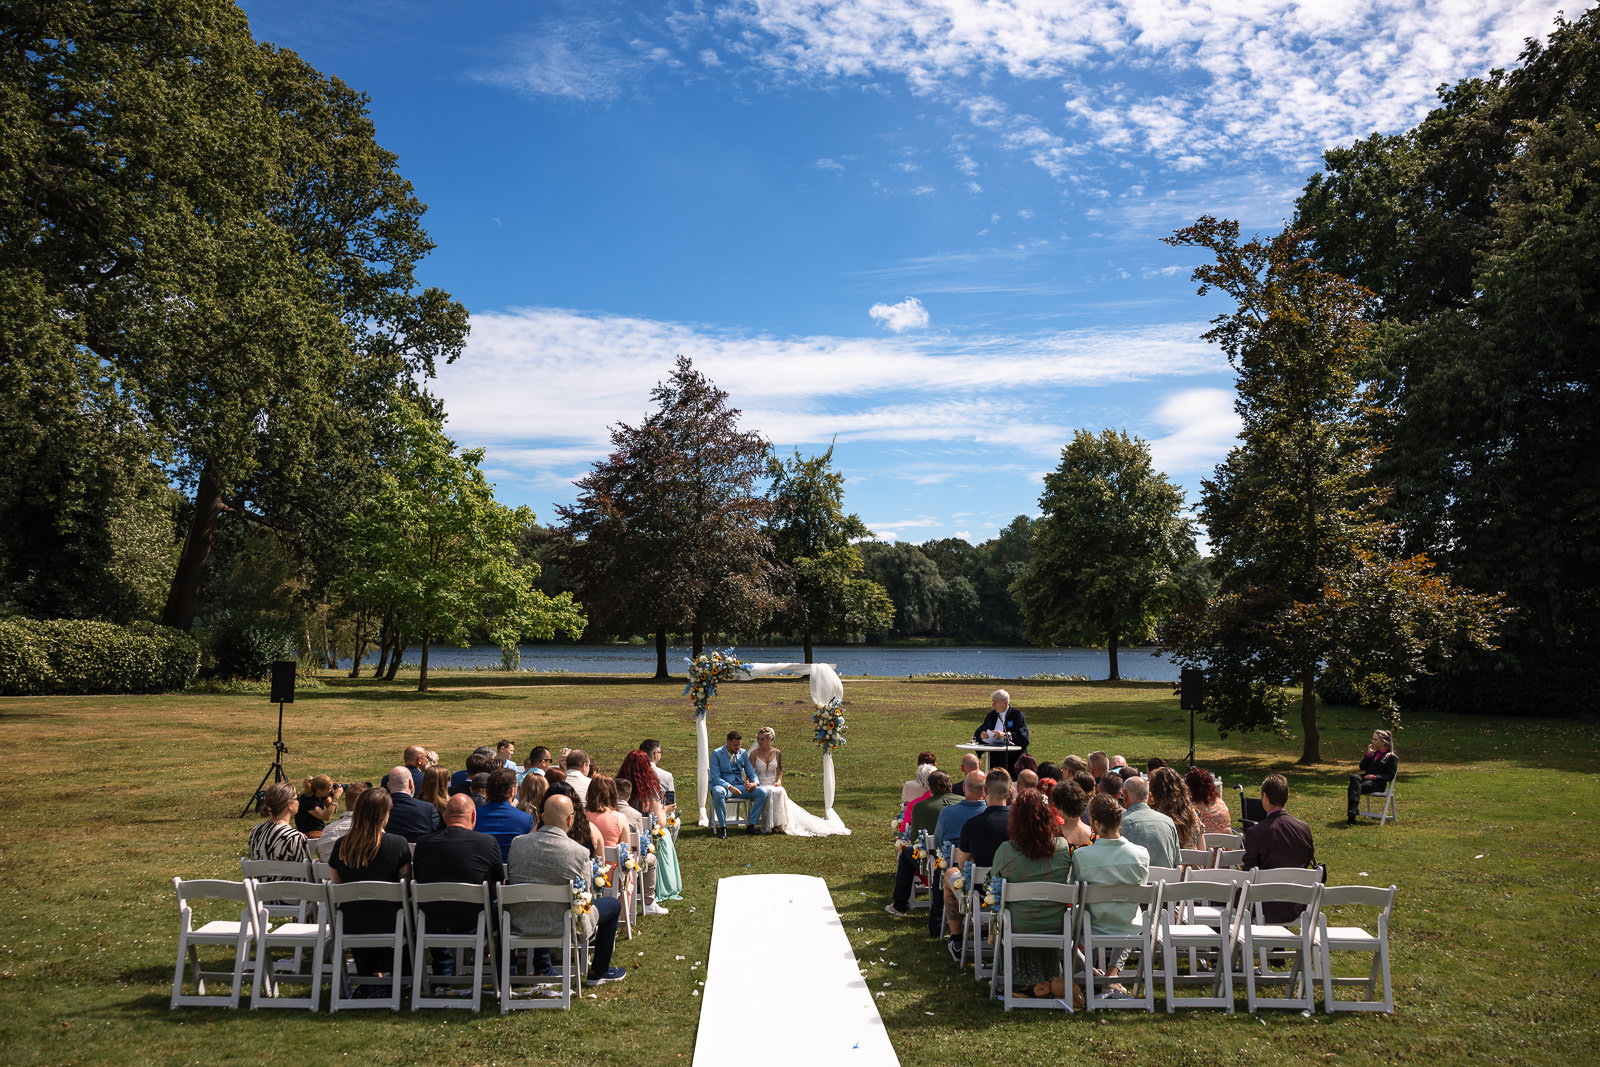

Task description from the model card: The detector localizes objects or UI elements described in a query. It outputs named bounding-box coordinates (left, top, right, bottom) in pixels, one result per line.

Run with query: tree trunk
left=1107, top=629, right=1121, bottom=681
left=348, top=614, right=367, bottom=678
left=654, top=629, right=669, bottom=679
left=322, top=615, right=336, bottom=669
left=418, top=632, right=431, bottom=692
left=691, top=618, right=705, bottom=659
left=385, top=634, right=404, bottom=681
left=161, top=464, right=226, bottom=631
left=373, top=616, right=391, bottom=677
left=1298, top=667, right=1320, bottom=763
left=301, top=616, right=314, bottom=664
left=803, top=631, right=814, bottom=664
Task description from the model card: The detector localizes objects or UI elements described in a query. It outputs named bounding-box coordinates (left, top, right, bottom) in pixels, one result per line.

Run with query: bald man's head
left=543, top=794, right=574, bottom=828
left=404, top=745, right=426, bottom=767
left=388, top=767, right=414, bottom=794
left=443, top=794, right=477, bottom=827
left=963, top=770, right=986, bottom=798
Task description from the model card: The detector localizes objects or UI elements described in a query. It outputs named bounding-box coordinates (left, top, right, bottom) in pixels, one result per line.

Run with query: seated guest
left=585, top=774, right=628, bottom=849
left=1148, top=766, right=1202, bottom=849
left=614, top=778, right=667, bottom=915
left=328, top=787, right=411, bottom=979
left=1050, top=779, right=1095, bottom=851
left=902, top=752, right=939, bottom=806
left=495, top=738, right=517, bottom=771
left=931, top=771, right=986, bottom=939
left=1036, top=761, right=1063, bottom=784
left=294, top=775, right=341, bottom=838
left=451, top=749, right=495, bottom=796
left=250, top=782, right=310, bottom=863
left=545, top=767, right=568, bottom=787
left=990, top=789, right=1074, bottom=996
left=1014, top=753, right=1038, bottom=776
left=506, top=795, right=626, bottom=986
left=887, top=770, right=957, bottom=918
left=317, top=782, right=368, bottom=862
left=959, top=752, right=981, bottom=776
left=1016, top=768, right=1040, bottom=793
left=546, top=781, right=602, bottom=856
left=380, top=746, right=427, bottom=791
left=1061, top=755, right=1088, bottom=777
left=564, top=749, right=592, bottom=803
left=945, top=768, right=1014, bottom=960
left=616, top=750, right=681, bottom=906
left=1116, top=766, right=1140, bottom=786
left=896, top=762, right=935, bottom=833
left=641, top=739, right=675, bottom=814
left=523, top=746, right=553, bottom=780
left=516, top=772, right=548, bottom=819
left=1347, top=729, right=1398, bottom=825
left=468, top=772, right=490, bottom=806
left=475, top=767, right=534, bottom=863
left=418, top=766, right=451, bottom=822
left=425, top=750, right=440, bottom=770
left=1110, top=755, right=1128, bottom=769
left=1072, top=770, right=1098, bottom=828
left=1069, top=794, right=1150, bottom=978
left=1096, top=774, right=1124, bottom=801
left=1146, top=756, right=1167, bottom=774
left=412, top=795, right=504, bottom=970
left=1087, top=751, right=1110, bottom=782
left=385, top=765, right=443, bottom=843
left=1119, top=776, right=1180, bottom=869
left=1184, top=766, right=1233, bottom=836
left=1243, top=774, right=1316, bottom=922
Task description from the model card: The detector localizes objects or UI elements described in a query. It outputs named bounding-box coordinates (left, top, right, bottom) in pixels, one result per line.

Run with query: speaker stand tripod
left=239, top=699, right=290, bottom=818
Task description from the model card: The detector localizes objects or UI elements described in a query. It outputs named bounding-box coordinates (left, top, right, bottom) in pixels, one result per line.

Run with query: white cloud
left=911, top=184, right=937, bottom=196
left=816, top=156, right=845, bottom=171
left=477, top=21, right=666, bottom=102
left=698, top=48, right=721, bottom=66
left=868, top=296, right=931, bottom=331
left=1145, top=387, right=1242, bottom=475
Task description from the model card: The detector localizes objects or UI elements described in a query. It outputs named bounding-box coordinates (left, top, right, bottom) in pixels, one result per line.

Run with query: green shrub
left=0, top=618, right=199, bottom=695
left=209, top=614, right=296, bottom=680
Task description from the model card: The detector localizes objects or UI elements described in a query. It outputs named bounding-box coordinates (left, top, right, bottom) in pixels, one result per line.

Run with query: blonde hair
left=301, top=773, right=333, bottom=797
left=1374, top=729, right=1395, bottom=756
left=757, top=726, right=776, bottom=742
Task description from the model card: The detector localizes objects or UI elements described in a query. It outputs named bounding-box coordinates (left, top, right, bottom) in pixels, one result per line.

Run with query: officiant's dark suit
left=972, top=691, right=1028, bottom=773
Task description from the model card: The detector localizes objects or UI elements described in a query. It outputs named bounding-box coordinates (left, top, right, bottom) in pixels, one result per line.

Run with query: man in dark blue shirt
left=385, top=765, right=443, bottom=842
left=474, top=768, right=534, bottom=862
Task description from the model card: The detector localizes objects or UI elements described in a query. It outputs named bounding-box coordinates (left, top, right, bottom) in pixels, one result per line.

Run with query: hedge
left=0, top=618, right=199, bottom=695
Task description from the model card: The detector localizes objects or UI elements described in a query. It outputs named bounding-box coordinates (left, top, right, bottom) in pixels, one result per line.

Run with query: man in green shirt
left=887, top=771, right=958, bottom=917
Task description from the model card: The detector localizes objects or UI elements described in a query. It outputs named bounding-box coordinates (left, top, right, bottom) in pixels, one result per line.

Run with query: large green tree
left=1013, top=429, right=1200, bottom=680
left=1162, top=217, right=1505, bottom=762
left=0, top=1, right=466, bottom=633
left=557, top=357, right=780, bottom=677
left=860, top=541, right=948, bottom=637
left=336, top=402, right=585, bottom=692
left=1291, top=8, right=1600, bottom=711
left=766, top=446, right=893, bottom=660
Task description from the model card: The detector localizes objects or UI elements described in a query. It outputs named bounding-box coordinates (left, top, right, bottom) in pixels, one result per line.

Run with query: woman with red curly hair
left=989, top=789, right=1074, bottom=996
left=616, top=749, right=682, bottom=903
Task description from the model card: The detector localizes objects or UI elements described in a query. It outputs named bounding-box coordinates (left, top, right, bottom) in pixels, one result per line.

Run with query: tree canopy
left=1013, top=429, right=1200, bottom=680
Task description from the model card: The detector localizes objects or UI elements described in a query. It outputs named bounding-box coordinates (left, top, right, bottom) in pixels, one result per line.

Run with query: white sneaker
left=644, top=903, right=670, bottom=916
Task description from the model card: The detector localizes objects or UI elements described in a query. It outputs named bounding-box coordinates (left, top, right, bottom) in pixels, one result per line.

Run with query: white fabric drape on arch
left=694, top=661, right=846, bottom=828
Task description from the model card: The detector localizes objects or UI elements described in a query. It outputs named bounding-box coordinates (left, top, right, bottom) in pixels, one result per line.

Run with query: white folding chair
left=989, top=881, right=1077, bottom=1012
left=957, top=866, right=993, bottom=980
left=1250, top=867, right=1325, bottom=922
left=410, top=881, right=493, bottom=1011
left=1204, top=832, right=1244, bottom=850
left=248, top=879, right=330, bottom=1010
left=1077, top=882, right=1158, bottom=1011
left=1315, top=885, right=1396, bottom=1013
left=241, top=859, right=316, bottom=970
left=601, top=846, right=635, bottom=941
left=1360, top=781, right=1399, bottom=825
left=328, top=881, right=410, bottom=1011
left=1182, top=868, right=1251, bottom=929
left=911, top=832, right=935, bottom=910
left=312, top=860, right=331, bottom=882
left=1153, top=883, right=1235, bottom=1011
left=1231, top=881, right=1320, bottom=1012
left=1179, top=848, right=1214, bottom=871
left=170, top=878, right=258, bottom=1009
left=1147, top=865, right=1183, bottom=887
left=498, top=883, right=580, bottom=1011
left=1213, top=848, right=1246, bottom=870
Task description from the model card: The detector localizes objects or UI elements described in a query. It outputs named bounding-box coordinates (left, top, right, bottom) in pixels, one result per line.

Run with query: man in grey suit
left=1118, top=776, right=1180, bottom=869
left=505, top=795, right=626, bottom=986
left=708, top=730, right=768, bottom=838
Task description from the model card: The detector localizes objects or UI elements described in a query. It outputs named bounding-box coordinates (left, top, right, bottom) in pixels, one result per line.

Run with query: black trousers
left=892, top=849, right=920, bottom=911
left=1348, top=775, right=1388, bottom=814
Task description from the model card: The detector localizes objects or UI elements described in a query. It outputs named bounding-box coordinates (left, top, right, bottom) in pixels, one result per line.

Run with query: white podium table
left=956, top=741, right=1021, bottom=771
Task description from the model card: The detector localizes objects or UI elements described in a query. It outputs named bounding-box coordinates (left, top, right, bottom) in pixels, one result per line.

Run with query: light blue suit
left=709, top=744, right=768, bottom=828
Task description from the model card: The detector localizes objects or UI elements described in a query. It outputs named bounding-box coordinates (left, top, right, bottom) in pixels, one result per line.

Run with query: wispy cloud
left=477, top=19, right=665, bottom=102
left=868, top=296, right=931, bottom=331
left=1145, top=387, right=1242, bottom=474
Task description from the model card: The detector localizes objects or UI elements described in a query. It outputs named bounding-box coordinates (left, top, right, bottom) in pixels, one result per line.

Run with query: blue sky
left=240, top=0, right=1574, bottom=544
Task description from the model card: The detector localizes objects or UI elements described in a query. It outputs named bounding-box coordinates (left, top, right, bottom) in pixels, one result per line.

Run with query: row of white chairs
left=173, top=873, right=594, bottom=1013
left=952, top=865, right=1395, bottom=1015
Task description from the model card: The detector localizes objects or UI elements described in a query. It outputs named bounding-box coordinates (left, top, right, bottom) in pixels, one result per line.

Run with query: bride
left=749, top=727, right=850, bottom=838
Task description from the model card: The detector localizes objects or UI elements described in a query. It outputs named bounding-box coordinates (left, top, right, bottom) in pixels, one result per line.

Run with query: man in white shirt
left=641, top=738, right=675, bottom=815
left=564, top=749, right=591, bottom=804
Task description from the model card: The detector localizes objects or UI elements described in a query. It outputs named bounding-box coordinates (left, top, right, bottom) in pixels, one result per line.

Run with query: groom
left=709, top=730, right=769, bottom=839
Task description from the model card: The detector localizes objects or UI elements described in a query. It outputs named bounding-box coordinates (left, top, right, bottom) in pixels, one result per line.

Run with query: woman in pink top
left=1184, top=766, right=1234, bottom=837
left=585, top=774, right=629, bottom=847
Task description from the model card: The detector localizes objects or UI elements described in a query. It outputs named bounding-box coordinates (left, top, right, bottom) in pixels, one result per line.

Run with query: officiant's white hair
left=991, top=689, right=1010, bottom=703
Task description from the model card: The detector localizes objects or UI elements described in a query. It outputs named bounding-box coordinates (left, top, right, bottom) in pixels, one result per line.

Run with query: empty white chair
left=989, top=881, right=1077, bottom=1012
left=1204, top=832, right=1244, bottom=850
left=312, top=860, right=331, bottom=882
left=1213, top=848, right=1246, bottom=870
left=1182, top=868, right=1251, bottom=928
left=498, top=883, right=580, bottom=1011
left=248, top=879, right=330, bottom=1011
left=1360, top=780, right=1399, bottom=825
left=1231, top=881, right=1320, bottom=1012
left=1179, top=848, right=1214, bottom=870
left=957, top=866, right=994, bottom=980
left=170, top=878, right=258, bottom=1009
left=1153, top=883, right=1235, bottom=1011
left=1077, top=882, right=1158, bottom=1011
left=1250, top=867, right=1324, bottom=922
left=241, top=859, right=316, bottom=971
left=1146, top=865, right=1182, bottom=886
left=328, top=881, right=410, bottom=1011
left=911, top=832, right=935, bottom=910
left=410, top=881, right=493, bottom=1011
left=1315, top=885, right=1397, bottom=1013
left=601, top=846, right=635, bottom=941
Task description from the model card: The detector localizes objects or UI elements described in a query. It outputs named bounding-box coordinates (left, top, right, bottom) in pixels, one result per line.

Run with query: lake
left=355, top=643, right=1181, bottom=681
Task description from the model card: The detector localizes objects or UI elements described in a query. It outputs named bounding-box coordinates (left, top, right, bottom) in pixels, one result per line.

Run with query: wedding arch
left=684, top=650, right=848, bottom=829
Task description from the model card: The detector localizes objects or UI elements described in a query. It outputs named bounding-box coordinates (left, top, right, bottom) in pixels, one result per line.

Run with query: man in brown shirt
left=1242, top=773, right=1317, bottom=922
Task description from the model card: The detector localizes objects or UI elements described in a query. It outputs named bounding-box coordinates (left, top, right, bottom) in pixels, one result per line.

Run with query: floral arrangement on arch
left=683, top=649, right=746, bottom=720
left=812, top=697, right=846, bottom=752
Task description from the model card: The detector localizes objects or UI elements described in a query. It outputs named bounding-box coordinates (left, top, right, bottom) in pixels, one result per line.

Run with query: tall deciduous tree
left=860, top=542, right=948, bottom=637
left=557, top=357, right=779, bottom=677
left=766, top=445, right=893, bottom=660
left=1162, top=217, right=1504, bottom=762
left=337, top=402, right=585, bottom=692
left=1013, top=429, right=1200, bottom=680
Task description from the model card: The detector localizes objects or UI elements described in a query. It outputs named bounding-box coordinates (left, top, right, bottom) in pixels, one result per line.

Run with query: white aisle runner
left=694, top=874, right=900, bottom=1067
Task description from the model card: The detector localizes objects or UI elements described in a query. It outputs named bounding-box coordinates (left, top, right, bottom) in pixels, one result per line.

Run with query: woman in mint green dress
left=618, top=751, right=682, bottom=901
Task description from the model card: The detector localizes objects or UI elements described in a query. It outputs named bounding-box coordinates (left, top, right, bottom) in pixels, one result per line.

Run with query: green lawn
left=2, top=674, right=1596, bottom=1065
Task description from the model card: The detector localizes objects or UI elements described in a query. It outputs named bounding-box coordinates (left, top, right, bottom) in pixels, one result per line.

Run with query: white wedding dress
left=750, top=749, right=850, bottom=838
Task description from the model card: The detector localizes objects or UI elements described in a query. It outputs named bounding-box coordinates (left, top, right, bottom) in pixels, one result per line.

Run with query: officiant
left=972, top=689, right=1028, bottom=773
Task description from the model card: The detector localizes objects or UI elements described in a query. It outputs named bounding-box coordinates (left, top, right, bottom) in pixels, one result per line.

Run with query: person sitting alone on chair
left=708, top=730, right=768, bottom=838
left=1347, top=729, right=1398, bottom=825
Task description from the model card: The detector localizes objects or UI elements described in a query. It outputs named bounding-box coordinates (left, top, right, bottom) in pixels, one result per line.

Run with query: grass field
left=2, top=674, right=1597, bottom=1065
